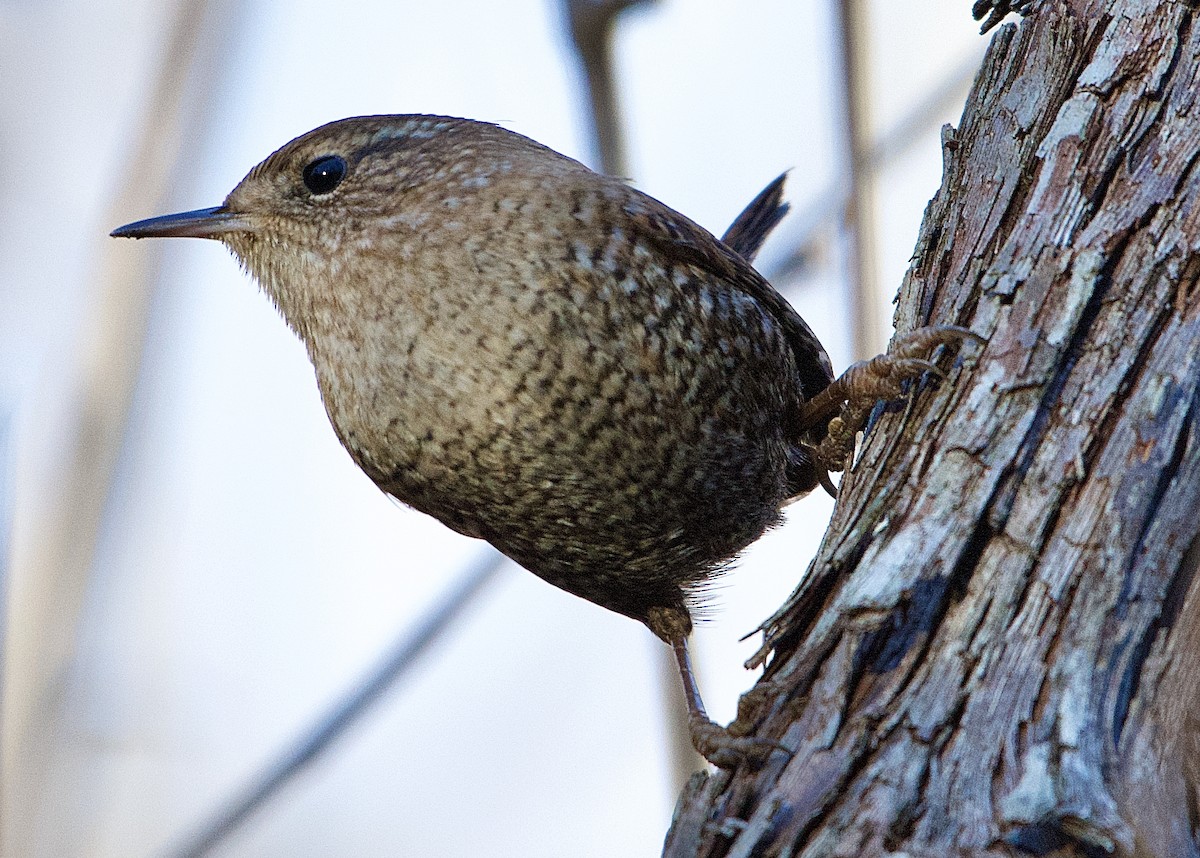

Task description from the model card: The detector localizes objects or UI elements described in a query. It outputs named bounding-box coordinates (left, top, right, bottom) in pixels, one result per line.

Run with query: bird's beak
left=110, top=206, right=251, bottom=240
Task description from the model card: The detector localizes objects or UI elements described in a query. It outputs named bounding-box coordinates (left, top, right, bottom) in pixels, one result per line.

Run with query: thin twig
left=163, top=553, right=506, bottom=858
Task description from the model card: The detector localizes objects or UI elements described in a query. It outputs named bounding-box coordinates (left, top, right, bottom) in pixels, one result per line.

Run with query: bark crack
left=1111, top=384, right=1198, bottom=746
left=990, top=231, right=1134, bottom=533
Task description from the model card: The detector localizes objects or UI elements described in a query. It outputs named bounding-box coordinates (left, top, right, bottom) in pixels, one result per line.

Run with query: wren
left=113, top=115, right=973, bottom=766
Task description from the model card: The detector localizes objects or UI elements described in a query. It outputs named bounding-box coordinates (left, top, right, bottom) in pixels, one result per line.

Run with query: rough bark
left=665, top=3, right=1200, bottom=856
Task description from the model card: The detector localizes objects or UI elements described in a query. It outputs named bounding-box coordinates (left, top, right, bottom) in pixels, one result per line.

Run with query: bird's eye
left=302, top=155, right=347, bottom=195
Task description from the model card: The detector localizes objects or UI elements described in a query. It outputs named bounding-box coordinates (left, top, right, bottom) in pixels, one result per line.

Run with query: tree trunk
left=665, top=3, right=1200, bottom=856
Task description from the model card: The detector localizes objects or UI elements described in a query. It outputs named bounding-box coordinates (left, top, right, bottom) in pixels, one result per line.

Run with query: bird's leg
left=670, top=635, right=763, bottom=768
left=799, top=325, right=983, bottom=473
left=647, top=607, right=786, bottom=768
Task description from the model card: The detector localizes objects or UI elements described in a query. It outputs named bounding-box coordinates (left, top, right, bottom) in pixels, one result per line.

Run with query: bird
left=113, top=114, right=974, bottom=766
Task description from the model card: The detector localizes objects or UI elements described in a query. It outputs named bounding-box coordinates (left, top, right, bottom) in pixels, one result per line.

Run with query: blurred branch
left=165, top=554, right=505, bottom=858
left=565, top=0, right=657, bottom=176
left=3, top=0, right=243, bottom=852
left=832, top=0, right=882, bottom=360
left=0, top=403, right=11, bottom=746
left=761, top=47, right=983, bottom=288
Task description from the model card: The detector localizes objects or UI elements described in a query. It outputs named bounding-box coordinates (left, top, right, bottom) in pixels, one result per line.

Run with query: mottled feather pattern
left=193, top=115, right=831, bottom=622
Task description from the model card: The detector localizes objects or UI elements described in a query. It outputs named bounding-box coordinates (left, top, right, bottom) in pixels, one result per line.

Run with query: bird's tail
left=720, top=172, right=789, bottom=263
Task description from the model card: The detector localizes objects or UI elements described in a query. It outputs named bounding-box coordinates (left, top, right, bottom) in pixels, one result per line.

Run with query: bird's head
left=111, top=114, right=573, bottom=336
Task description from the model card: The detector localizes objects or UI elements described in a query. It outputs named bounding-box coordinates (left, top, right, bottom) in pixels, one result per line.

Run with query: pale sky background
left=1, top=1, right=989, bottom=855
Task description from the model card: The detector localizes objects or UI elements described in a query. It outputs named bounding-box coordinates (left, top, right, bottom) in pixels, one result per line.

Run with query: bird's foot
left=800, top=325, right=983, bottom=472
left=688, top=712, right=790, bottom=769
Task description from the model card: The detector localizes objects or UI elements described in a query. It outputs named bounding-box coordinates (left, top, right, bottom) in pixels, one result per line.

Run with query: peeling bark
left=665, top=4, right=1200, bottom=856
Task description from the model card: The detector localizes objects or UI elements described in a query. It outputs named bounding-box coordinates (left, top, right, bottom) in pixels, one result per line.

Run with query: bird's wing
left=621, top=187, right=834, bottom=403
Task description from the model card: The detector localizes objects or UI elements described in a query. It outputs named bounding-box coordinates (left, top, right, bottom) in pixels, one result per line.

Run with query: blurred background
left=1, top=1, right=992, bottom=855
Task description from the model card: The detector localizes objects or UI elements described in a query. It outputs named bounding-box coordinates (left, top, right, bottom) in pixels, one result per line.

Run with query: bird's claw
left=800, top=324, right=983, bottom=472
left=688, top=713, right=791, bottom=769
